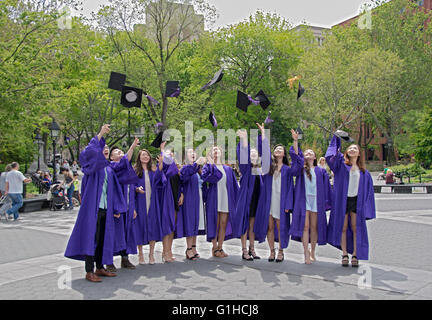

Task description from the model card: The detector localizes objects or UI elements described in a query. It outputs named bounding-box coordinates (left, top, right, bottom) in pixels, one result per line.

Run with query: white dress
left=304, top=169, right=317, bottom=212
left=144, top=170, right=151, bottom=214
left=197, top=173, right=205, bottom=231
left=270, top=171, right=282, bottom=219
left=216, top=165, right=229, bottom=213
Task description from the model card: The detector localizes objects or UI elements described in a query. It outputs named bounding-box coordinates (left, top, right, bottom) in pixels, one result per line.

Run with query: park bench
left=19, top=194, right=49, bottom=213
left=374, top=184, right=432, bottom=194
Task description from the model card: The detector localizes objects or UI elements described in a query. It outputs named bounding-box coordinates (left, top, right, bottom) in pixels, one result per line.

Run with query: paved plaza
left=0, top=192, right=431, bottom=301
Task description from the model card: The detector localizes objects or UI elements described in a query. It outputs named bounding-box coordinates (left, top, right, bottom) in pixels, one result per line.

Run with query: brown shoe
left=85, top=272, right=102, bottom=282
left=121, top=258, right=136, bottom=269
left=95, top=268, right=117, bottom=277
left=106, top=264, right=117, bottom=273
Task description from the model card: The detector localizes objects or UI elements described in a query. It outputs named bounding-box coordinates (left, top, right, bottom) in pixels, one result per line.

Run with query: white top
left=216, top=165, right=229, bottom=213
left=347, top=169, right=360, bottom=197
left=5, top=170, right=26, bottom=194
left=304, top=169, right=317, bottom=196
left=270, top=171, right=282, bottom=219
left=144, top=170, right=151, bottom=214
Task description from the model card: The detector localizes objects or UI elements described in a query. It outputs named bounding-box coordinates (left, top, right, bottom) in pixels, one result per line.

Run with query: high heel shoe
left=192, top=245, right=200, bottom=259
left=268, top=249, right=276, bottom=262
left=275, top=250, right=284, bottom=263
left=186, top=248, right=198, bottom=261
left=249, top=247, right=261, bottom=259
left=242, top=248, right=253, bottom=261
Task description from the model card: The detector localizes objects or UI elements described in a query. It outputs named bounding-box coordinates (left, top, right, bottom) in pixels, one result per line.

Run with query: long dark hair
left=269, top=144, right=289, bottom=176
left=134, top=149, right=153, bottom=178
left=303, top=149, right=318, bottom=181
left=344, top=144, right=366, bottom=173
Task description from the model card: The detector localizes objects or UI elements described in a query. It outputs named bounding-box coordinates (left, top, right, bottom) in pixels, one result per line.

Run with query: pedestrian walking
left=4, top=162, right=32, bottom=221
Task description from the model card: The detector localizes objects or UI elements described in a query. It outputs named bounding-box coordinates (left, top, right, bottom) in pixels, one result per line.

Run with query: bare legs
left=162, top=211, right=177, bottom=262
left=137, top=241, right=155, bottom=265
left=341, top=212, right=357, bottom=265
left=213, top=212, right=229, bottom=257
left=302, top=211, right=318, bottom=264
left=240, top=217, right=257, bottom=259
left=267, top=216, right=283, bottom=261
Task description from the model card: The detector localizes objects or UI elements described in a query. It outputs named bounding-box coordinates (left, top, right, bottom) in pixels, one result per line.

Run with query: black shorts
left=346, top=196, right=357, bottom=214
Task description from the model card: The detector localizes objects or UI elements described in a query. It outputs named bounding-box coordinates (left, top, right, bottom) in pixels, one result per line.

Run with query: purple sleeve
left=237, top=142, right=250, bottom=176
left=180, top=163, right=200, bottom=183
left=154, top=167, right=167, bottom=187
left=202, top=164, right=223, bottom=184
left=79, top=137, right=109, bottom=175
left=325, top=135, right=344, bottom=174
left=289, top=146, right=304, bottom=176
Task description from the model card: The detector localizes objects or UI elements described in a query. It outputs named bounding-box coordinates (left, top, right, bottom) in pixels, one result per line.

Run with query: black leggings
left=85, top=209, right=107, bottom=272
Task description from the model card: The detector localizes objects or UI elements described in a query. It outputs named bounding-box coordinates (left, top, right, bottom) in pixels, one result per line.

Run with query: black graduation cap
left=236, top=90, right=269, bottom=112
left=209, top=111, right=217, bottom=128
left=121, top=86, right=143, bottom=108
left=108, top=72, right=126, bottom=91
left=236, top=90, right=251, bottom=112
left=334, top=130, right=354, bottom=143
left=151, top=131, right=165, bottom=148
left=165, top=81, right=181, bottom=98
left=255, top=90, right=271, bottom=110
left=297, top=82, right=305, bottom=100
left=201, top=69, right=224, bottom=91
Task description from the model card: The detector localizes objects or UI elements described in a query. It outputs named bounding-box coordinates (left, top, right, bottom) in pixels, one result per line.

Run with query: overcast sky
left=79, top=0, right=372, bottom=29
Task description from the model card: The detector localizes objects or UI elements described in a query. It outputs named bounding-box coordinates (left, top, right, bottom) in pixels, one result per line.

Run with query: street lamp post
left=48, top=119, right=61, bottom=183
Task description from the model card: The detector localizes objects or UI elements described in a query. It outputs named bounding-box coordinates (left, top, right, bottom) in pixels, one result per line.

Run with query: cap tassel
left=146, top=95, right=160, bottom=105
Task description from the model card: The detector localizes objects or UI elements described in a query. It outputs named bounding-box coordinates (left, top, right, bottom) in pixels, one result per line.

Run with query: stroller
left=0, top=194, right=12, bottom=221
left=47, top=182, right=67, bottom=211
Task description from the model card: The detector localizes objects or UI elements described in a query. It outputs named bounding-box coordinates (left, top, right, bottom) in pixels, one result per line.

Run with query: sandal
left=192, top=245, right=200, bottom=259
left=242, top=248, right=253, bottom=261
left=249, top=247, right=261, bottom=259
left=220, top=249, right=228, bottom=257
left=275, top=250, right=284, bottom=263
left=185, top=248, right=198, bottom=261
left=213, top=249, right=223, bottom=258
left=268, top=249, right=276, bottom=262
left=351, top=255, right=359, bottom=268
left=341, top=255, right=349, bottom=267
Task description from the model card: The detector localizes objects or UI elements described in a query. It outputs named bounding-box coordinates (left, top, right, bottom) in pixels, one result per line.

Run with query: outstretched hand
left=291, top=129, right=299, bottom=141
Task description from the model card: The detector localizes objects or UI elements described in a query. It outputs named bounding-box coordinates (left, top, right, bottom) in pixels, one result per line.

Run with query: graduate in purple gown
left=178, top=148, right=207, bottom=261
left=106, top=137, right=140, bottom=271
left=325, top=134, right=376, bottom=267
left=233, top=123, right=267, bottom=261
left=202, top=146, right=239, bottom=258
left=132, top=149, right=164, bottom=265
left=290, top=148, right=331, bottom=264
left=64, top=124, right=126, bottom=282
left=254, top=129, right=303, bottom=263
left=158, top=143, right=184, bottom=263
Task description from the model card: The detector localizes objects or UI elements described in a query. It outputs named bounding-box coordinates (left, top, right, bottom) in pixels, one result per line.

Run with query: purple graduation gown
left=201, top=164, right=239, bottom=243
left=110, top=156, right=140, bottom=256
left=290, top=149, right=332, bottom=245
left=232, top=142, right=264, bottom=239
left=130, top=169, right=165, bottom=245
left=158, top=156, right=180, bottom=237
left=177, top=163, right=202, bottom=238
left=254, top=138, right=303, bottom=249
left=64, top=137, right=127, bottom=265
left=325, top=135, right=376, bottom=260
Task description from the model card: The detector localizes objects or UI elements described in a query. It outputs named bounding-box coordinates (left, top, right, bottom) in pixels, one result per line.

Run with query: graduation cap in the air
left=209, top=111, right=217, bottom=128
left=108, top=72, right=127, bottom=91
left=144, top=92, right=159, bottom=106
left=297, top=82, right=305, bottom=100
left=201, top=69, right=224, bottom=91
left=264, top=111, right=274, bottom=124
left=334, top=130, right=354, bottom=143
left=255, top=90, right=271, bottom=110
left=151, top=131, right=166, bottom=148
left=236, top=90, right=271, bottom=112
left=121, top=86, right=143, bottom=108
left=165, top=81, right=181, bottom=98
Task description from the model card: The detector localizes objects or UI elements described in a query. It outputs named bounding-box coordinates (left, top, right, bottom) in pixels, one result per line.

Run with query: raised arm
left=201, top=164, right=223, bottom=184
left=289, top=146, right=304, bottom=176
left=325, top=135, right=344, bottom=173
left=180, top=163, right=200, bottom=183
